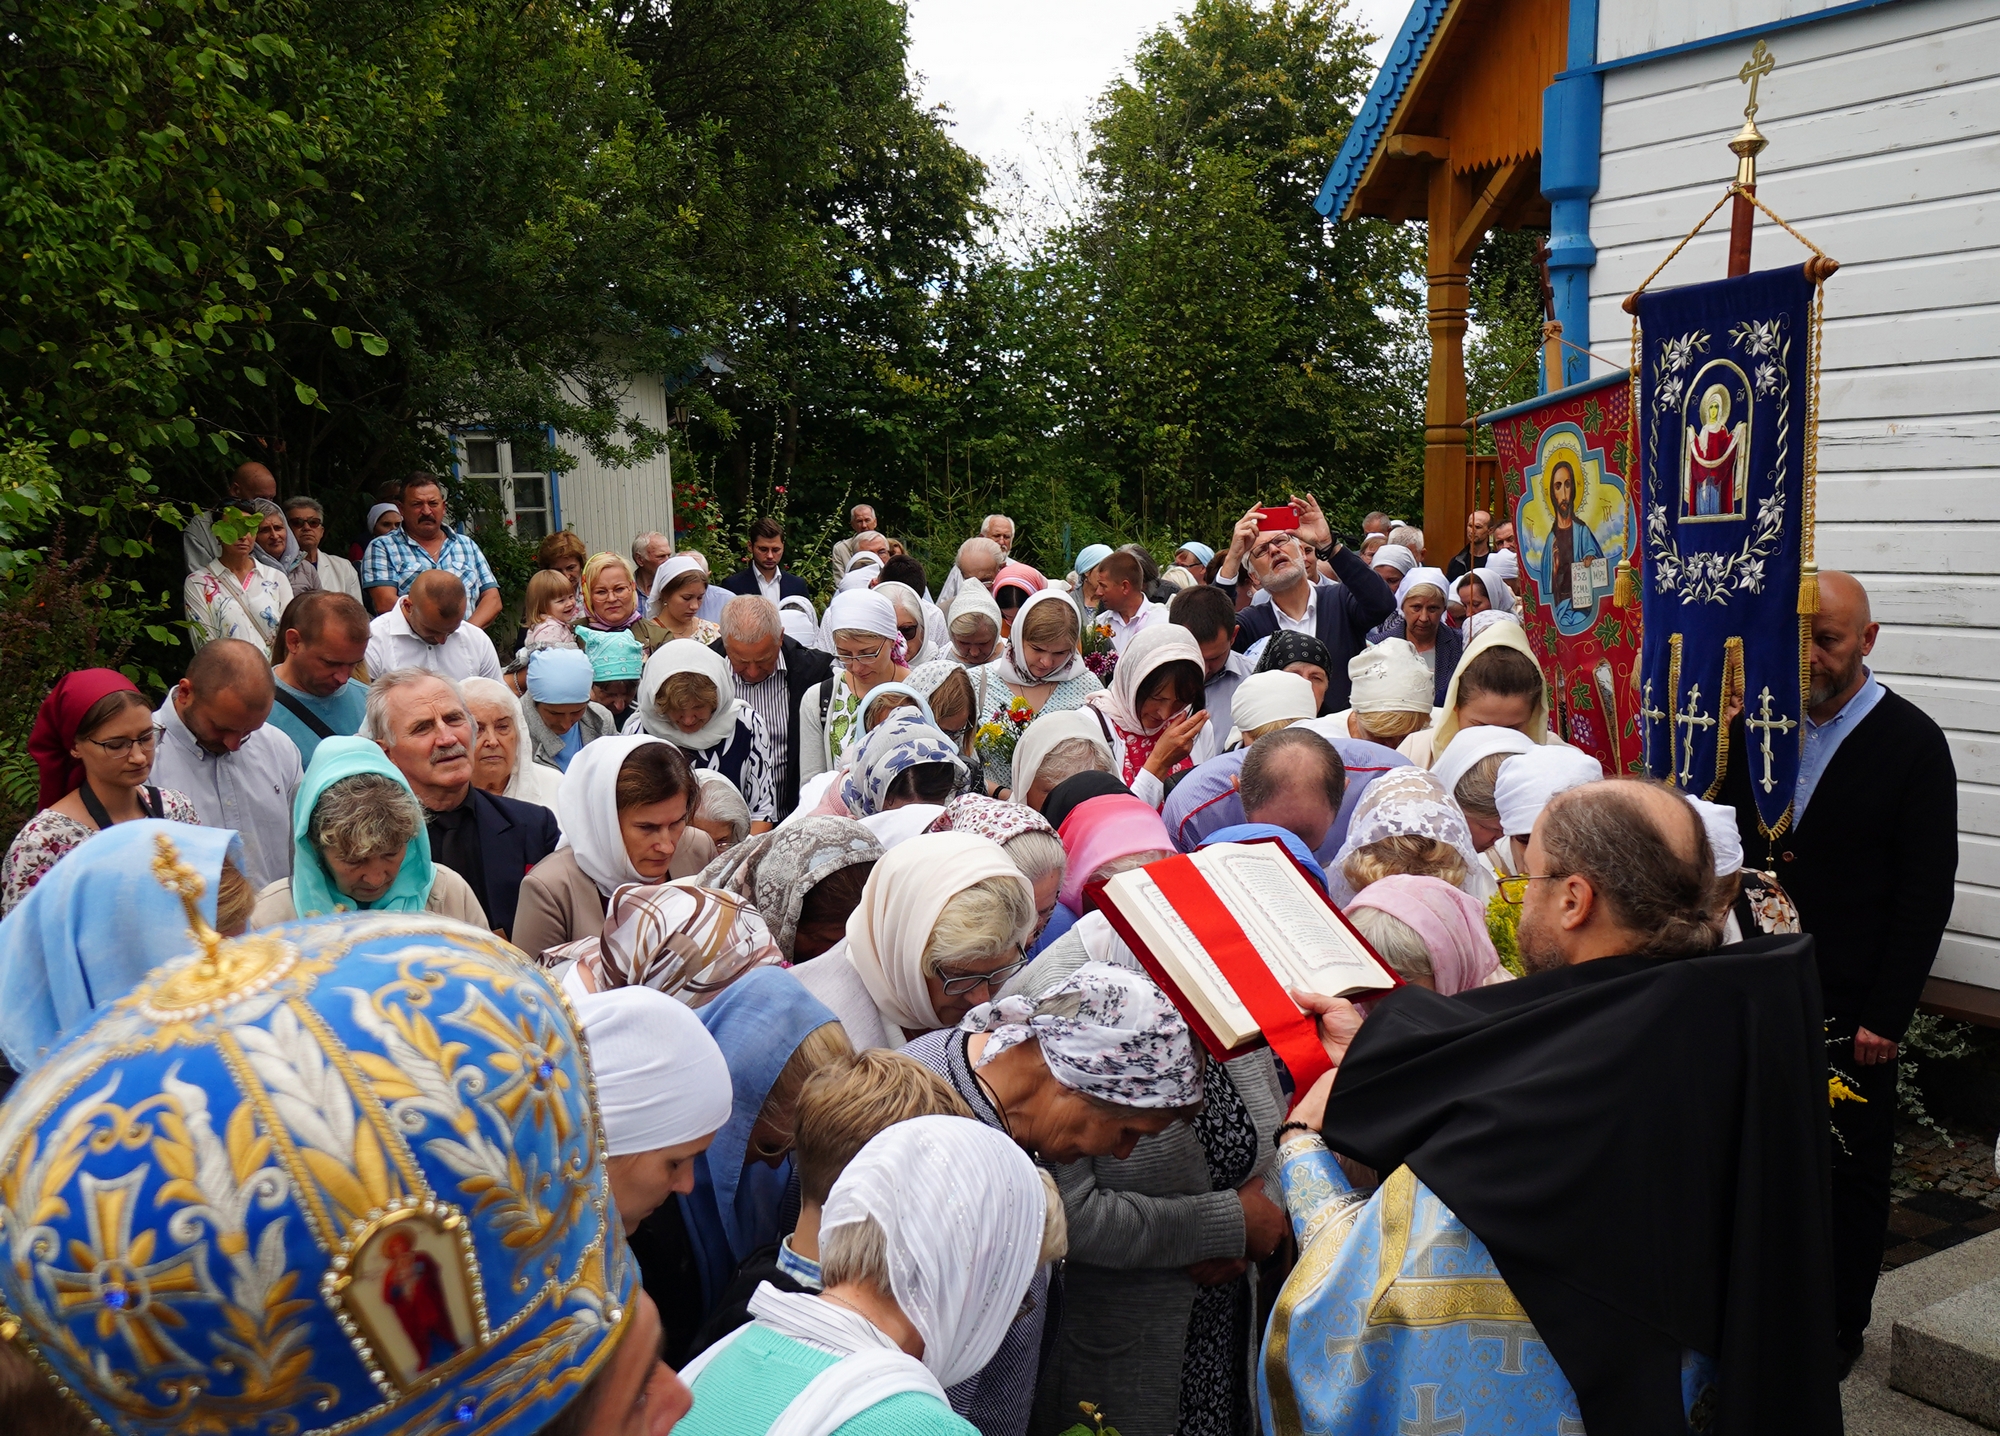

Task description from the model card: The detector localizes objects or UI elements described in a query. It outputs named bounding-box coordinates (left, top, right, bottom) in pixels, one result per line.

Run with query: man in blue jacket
left=365, top=668, right=559, bottom=940
left=1210, top=494, right=1397, bottom=714
left=718, top=516, right=810, bottom=604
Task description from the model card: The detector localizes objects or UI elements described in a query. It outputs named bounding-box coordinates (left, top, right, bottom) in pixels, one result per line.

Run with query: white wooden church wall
left=1598, top=0, right=1861, bottom=65
left=1584, top=0, right=2000, bottom=988
left=553, top=372, right=678, bottom=561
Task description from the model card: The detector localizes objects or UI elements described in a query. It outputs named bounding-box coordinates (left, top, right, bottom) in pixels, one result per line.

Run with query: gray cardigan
left=1011, top=931, right=1285, bottom=1436
left=522, top=698, right=617, bottom=771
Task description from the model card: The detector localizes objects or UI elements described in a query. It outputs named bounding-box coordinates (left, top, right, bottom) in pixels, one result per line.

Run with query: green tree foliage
left=1465, top=227, right=1551, bottom=452
left=1033, top=0, right=1429, bottom=542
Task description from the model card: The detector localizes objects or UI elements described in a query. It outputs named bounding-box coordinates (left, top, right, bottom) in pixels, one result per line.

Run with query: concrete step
left=1890, top=1274, right=2000, bottom=1430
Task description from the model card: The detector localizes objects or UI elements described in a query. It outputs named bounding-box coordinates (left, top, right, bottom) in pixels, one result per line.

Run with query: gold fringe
left=1709, top=638, right=1744, bottom=800
left=1798, top=563, right=1820, bottom=615
left=1613, top=558, right=1636, bottom=608
left=1666, top=632, right=1683, bottom=785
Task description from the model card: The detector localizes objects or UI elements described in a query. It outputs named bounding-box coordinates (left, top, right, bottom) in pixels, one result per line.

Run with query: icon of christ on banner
left=1536, top=458, right=1608, bottom=632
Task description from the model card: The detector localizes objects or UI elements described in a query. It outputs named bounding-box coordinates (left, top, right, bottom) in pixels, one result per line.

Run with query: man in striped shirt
left=712, top=595, right=833, bottom=819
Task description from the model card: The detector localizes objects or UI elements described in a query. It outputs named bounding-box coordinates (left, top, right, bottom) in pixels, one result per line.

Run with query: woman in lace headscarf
left=1328, top=766, right=1493, bottom=906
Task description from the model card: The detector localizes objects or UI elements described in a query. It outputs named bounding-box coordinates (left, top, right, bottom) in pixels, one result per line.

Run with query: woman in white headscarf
left=967, top=589, right=1103, bottom=799
left=874, top=580, right=934, bottom=666
left=1221, top=669, right=1317, bottom=749
left=677, top=1115, right=1059, bottom=1436
left=800, top=589, right=912, bottom=783
left=1449, top=566, right=1516, bottom=622
left=649, top=553, right=722, bottom=645
left=778, top=592, right=823, bottom=649
left=790, top=832, right=1036, bottom=1051
left=459, top=676, right=565, bottom=813
left=574, top=986, right=733, bottom=1236
left=1327, top=637, right=1438, bottom=756
left=1081, top=623, right=1208, bottom=809
left=1008, top=709, right=1114, bottom=813
left=946, top=579, right=1005, bottom=668
left=634, top=639, right=776, bottom=827
left=510, top=735, right=718, bottom=961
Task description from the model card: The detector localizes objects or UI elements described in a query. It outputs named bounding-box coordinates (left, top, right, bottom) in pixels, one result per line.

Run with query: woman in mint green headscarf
left=249, top=736, right=489, bottom=927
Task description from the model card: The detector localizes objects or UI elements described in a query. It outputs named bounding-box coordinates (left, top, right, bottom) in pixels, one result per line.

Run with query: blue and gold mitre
left=0, top=834, right=633, bottom=1436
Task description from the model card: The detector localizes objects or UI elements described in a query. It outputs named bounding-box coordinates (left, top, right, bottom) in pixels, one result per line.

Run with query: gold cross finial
left=152, top=831, right=224, bottom=968
left=1738, top=40, right=1776, bottom=123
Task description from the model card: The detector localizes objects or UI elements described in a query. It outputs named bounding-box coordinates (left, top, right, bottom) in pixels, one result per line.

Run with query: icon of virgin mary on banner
left=1486, top=374, right=1642, bottom=775
left=1634, top=266, right=1818, bottom=838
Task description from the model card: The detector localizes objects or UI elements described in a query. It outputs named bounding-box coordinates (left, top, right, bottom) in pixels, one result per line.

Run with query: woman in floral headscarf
left=833, top=713, right=967, bottom=849
left=696, top=816, right=885, bottom=962
left=897, top=961, right=1206, bottom=1436
left=1329, top=766, right=1493, bottom=906
left=550, top=881, right=785, bottom=1004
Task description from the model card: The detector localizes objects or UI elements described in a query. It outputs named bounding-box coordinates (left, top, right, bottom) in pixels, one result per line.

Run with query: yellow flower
left=1828, top=1074, right=1868, bottom=1107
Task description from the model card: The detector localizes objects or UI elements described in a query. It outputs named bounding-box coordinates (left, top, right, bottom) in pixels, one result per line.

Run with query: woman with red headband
left=2, top=670, right=196, bottom=914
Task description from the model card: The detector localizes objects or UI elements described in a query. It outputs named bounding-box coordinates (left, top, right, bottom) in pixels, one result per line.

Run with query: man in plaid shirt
left=361, top=472, right=502, bottom=629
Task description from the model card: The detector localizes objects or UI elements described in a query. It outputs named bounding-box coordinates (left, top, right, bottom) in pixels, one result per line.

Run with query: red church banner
left=1482, top=372, right=1645, bottom=775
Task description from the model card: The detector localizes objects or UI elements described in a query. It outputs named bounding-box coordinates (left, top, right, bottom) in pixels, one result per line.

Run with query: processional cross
left=1738, top=40, right=1775, bottom=123
left=1743, top=685, right=1799, bottom=794
left=1638, top=680, right=1667, bottom=772
left=1675, top=686, right=1718, bottom=787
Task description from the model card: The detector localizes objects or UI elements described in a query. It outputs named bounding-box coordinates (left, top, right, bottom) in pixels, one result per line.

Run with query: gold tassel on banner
left=1613, top=558, right=1637, bottom=609
left=1798, top=562, right=1820, bottom=615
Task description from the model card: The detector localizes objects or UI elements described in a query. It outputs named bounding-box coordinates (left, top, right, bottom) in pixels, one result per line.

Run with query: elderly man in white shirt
left=364, top=569, right=502, bottom=683
left=148, top=638, right=302, bottom=891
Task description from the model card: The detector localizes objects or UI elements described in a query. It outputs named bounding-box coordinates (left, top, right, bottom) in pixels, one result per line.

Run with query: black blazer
left=1716, top=684, right=1957, bottom=1037
left=708, top=634, right=833, bottom=818
left=468, top=787, right=561, bottom=938
left=718, top=566, right=810, bottom=602
left=1216, top=545, right=1398, bottom=712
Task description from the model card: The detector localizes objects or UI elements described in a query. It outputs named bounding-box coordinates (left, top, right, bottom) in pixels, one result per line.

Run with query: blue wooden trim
left=544, top=423, right=562, bottom=532
left=1564, top=0, right=1906, bottom=75
left=1474, top=368, right=1629, bottom=427
left=1315, top=0, right=1452, bottom=220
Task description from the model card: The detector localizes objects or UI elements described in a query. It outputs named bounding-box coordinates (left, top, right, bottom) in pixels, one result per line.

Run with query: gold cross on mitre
left=145, top=831, right=290, bottom=1017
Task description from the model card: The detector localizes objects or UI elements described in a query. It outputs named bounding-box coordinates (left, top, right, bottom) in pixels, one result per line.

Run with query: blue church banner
left=1634, top=266, right=1817, bottom=837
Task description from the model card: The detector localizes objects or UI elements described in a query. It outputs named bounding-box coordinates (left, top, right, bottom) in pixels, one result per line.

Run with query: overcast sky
left=905, top=0, right=1410, bottom=222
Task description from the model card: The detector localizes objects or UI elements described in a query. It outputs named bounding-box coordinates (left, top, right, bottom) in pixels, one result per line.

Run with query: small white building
left=450, top=372, right=678, bottom=559
left=1324, top=0, right=2000, bottom=1010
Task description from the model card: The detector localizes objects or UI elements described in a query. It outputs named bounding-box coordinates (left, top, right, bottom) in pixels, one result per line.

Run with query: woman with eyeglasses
left=3, top=671, right=196, bottom=915
left=577, top=550, right=672, bottom=656
left=791, top=832, right=1038, bottom=1052
left=906, top=659, right=986, bottom=793
left=872, top=579, right=935, bottom=665
left=796, top=589, right=912, bottom=785
left=970, top=589, right=1104, bottom=800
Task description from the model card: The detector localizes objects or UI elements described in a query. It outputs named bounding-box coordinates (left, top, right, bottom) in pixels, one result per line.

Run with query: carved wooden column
left=1424, top=154, right=1469, bottom=565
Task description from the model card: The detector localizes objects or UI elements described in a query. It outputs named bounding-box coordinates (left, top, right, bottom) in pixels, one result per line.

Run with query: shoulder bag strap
left=271, top=686, right=337, bottom=740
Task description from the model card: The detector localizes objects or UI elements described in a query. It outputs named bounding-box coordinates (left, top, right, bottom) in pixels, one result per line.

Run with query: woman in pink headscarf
left=990, top=561, right=1046, bottom=639
left=1343, top=873, right=1509, bottom=994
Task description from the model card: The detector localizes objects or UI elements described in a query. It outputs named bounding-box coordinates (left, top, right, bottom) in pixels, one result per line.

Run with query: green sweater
left=677, top=1325, right=972, bottom=1436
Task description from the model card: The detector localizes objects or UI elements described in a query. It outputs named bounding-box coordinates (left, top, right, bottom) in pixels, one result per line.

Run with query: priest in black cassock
left=1273, top=779, right=1841, bottom=1436
left=1718, top=570, right=1958, bottom=1374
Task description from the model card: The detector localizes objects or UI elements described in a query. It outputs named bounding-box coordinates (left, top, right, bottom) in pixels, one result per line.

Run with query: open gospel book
left=1091, top=841, right=1398, bottom=1060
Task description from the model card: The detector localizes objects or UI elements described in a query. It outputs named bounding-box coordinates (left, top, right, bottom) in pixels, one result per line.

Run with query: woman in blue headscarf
left=249, top=737, right=488, bottom=927
left=0, top=818, right=252, bottom=1076
left=628, top=965, right=853, bottom=1363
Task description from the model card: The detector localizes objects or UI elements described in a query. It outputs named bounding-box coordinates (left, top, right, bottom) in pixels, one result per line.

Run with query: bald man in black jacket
left=1717, top=571, right=1957, bottom=1374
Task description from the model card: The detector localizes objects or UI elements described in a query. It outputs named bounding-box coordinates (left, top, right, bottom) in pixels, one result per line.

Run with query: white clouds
left=905, top=0, right=1413, bottom=186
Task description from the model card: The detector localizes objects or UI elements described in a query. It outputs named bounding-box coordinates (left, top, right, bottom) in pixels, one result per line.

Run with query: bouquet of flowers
left=1081, top=619, right=1119, bottom=684
left=975, top=695, right=1036, bottom=768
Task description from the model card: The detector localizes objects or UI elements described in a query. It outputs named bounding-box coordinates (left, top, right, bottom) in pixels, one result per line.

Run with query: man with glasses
left=829, top=502, right=879, bottom=577
left=711, top=595, right=832, bottom=819
left=1213, top=493, right=1396, bottom=715
left=281, top=496, right=363, bottom=601
left=150, top=638, right=303, bottom=891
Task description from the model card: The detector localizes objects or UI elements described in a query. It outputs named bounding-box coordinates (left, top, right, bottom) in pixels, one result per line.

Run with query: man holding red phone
left=1212, top=493, right=1397, bottom=715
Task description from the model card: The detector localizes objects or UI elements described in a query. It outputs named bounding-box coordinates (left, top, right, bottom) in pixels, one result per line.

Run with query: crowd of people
left=0, top=472, right=1956, bottom=1436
